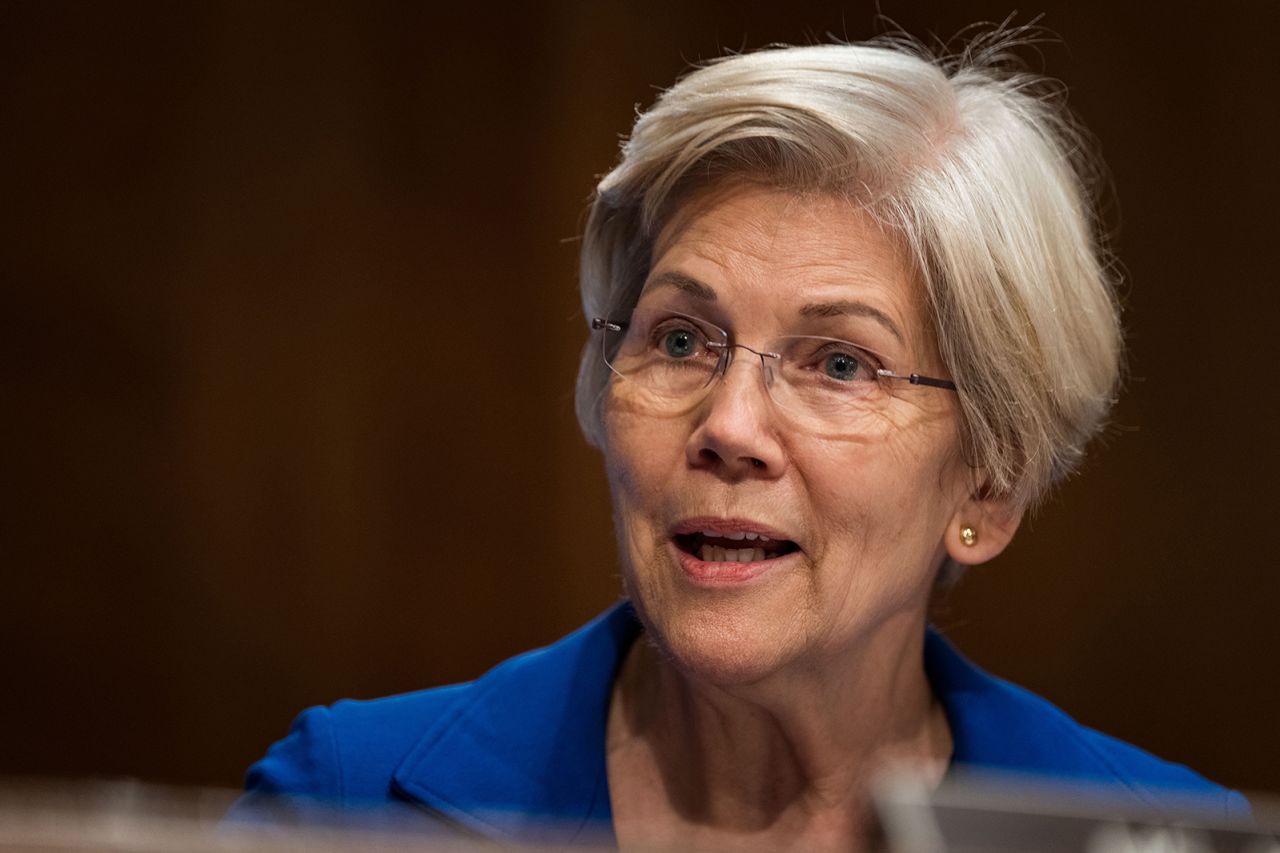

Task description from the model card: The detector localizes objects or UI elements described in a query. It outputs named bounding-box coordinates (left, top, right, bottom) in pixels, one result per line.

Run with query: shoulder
left=925, top=628, right=1250, bottom=820
left=238, top=601, right=641, bottom=813
left=239, top=682, right=475, bottom=807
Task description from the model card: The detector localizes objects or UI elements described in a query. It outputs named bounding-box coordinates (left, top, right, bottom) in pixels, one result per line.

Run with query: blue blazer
left=238, top=601, right=1249, bottom=845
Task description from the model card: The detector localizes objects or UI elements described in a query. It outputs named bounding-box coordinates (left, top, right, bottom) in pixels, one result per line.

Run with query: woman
left=237, top=37, right=1248, bottom=848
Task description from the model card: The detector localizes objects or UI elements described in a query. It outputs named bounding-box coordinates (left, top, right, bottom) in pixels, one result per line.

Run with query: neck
left=606, top=612, right=951, bottom=850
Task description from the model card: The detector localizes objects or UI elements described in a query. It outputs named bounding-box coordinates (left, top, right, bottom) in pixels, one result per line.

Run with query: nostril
left=750, top=457, right=765, bottom=469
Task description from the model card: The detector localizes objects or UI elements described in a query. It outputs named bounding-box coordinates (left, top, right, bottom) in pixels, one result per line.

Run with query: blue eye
left=824, top=351, right=863, bottom=381
left=663, top=329, right=697, bottom=358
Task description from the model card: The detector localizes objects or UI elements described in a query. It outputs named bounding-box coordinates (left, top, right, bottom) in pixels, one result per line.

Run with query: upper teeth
left=699, top=529, right=771, bottom=542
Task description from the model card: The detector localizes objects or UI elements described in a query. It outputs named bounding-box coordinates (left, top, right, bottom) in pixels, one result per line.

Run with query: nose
left=685, top=348, right=786, bottom=479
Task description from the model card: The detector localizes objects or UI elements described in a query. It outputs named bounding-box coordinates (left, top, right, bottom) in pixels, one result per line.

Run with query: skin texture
left=602, top=185, right=1022, bottom=851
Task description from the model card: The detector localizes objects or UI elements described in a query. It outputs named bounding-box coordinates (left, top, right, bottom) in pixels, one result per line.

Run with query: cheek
left=602, top=403, right=686, bottom=553
left=801, top=426, right=960, bottom=574
left=603, top=403, right=656, bottom=500
left=603, top=385, right=699, bottom=482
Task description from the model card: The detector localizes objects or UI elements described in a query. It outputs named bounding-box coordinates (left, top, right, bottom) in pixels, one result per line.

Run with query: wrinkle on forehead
left=653, top=182, right=907, bottom=267
left=647, top=183, right=935, bottom=362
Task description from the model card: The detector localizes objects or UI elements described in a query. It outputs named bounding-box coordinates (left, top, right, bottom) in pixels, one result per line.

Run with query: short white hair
left=575, top=36, right=1122, bottom=509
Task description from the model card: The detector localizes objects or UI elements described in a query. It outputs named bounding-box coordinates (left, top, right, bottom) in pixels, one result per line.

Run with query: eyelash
left=649, top=321, right=711, bottom=349
left=806, top=340, right=884, bottom=370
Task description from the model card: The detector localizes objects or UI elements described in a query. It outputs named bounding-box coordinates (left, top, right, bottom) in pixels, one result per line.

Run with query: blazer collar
left=389, top=602, right=1134, bottom=843
left=391, top=601, right=641, bottom=846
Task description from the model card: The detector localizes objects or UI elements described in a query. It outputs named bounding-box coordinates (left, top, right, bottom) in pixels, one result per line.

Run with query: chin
left=628, top=585, right=807, bottom=688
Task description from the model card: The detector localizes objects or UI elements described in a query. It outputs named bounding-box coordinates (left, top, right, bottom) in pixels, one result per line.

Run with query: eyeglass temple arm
left=591, top=318, right=626, bottom=332
left=877, top=369, right=957, bottom=392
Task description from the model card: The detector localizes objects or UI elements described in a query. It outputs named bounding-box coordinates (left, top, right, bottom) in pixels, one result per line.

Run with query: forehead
left=646, top=185, right=927, bottom=345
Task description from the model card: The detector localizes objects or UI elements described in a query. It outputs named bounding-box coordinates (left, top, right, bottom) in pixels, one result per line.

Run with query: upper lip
left=671, top=516, right=798, bottom=544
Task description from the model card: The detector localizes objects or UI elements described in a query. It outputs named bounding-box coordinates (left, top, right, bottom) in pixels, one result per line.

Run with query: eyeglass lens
left=600, top=305, right=897, bottom=426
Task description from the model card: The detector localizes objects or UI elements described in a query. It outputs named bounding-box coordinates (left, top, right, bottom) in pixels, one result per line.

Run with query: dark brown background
left=2, top=1, right=1277, bottom=796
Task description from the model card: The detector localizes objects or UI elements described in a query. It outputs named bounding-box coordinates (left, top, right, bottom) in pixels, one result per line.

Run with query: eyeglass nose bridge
left=705, top=340, right=782, bottom=389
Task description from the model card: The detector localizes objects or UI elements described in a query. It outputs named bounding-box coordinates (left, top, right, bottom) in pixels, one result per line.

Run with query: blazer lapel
left=391, top=601, right=641, bottom=845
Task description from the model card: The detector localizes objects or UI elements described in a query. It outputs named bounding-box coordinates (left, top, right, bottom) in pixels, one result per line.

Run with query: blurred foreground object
left=875, top=769, right=1279, bottom=853
left=0, top=777, right=563, bottom=852
left=0, top=773, right=1275, bottom=852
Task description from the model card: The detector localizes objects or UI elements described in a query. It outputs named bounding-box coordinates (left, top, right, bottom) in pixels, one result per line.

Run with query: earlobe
left=944, top=489, right=1025, bottom=566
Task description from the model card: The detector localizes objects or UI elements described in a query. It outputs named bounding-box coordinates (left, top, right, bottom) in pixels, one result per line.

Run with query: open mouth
left=672, top=531, right=801, bottom=563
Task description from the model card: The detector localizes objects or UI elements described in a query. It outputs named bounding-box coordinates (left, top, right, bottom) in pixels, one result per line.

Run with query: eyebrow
left=645, top=270, right=905, bottom=345
left=798, top=300, right=904, bottom=345
left=644, top=271, right=717, bottom=301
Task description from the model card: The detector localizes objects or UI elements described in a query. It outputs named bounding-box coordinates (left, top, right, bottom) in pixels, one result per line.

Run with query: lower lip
left=671, top=540, right=799, bottom=586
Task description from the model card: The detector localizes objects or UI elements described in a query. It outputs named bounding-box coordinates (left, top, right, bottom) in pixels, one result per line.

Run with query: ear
left=944, top=485, right=1025, bottom=566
